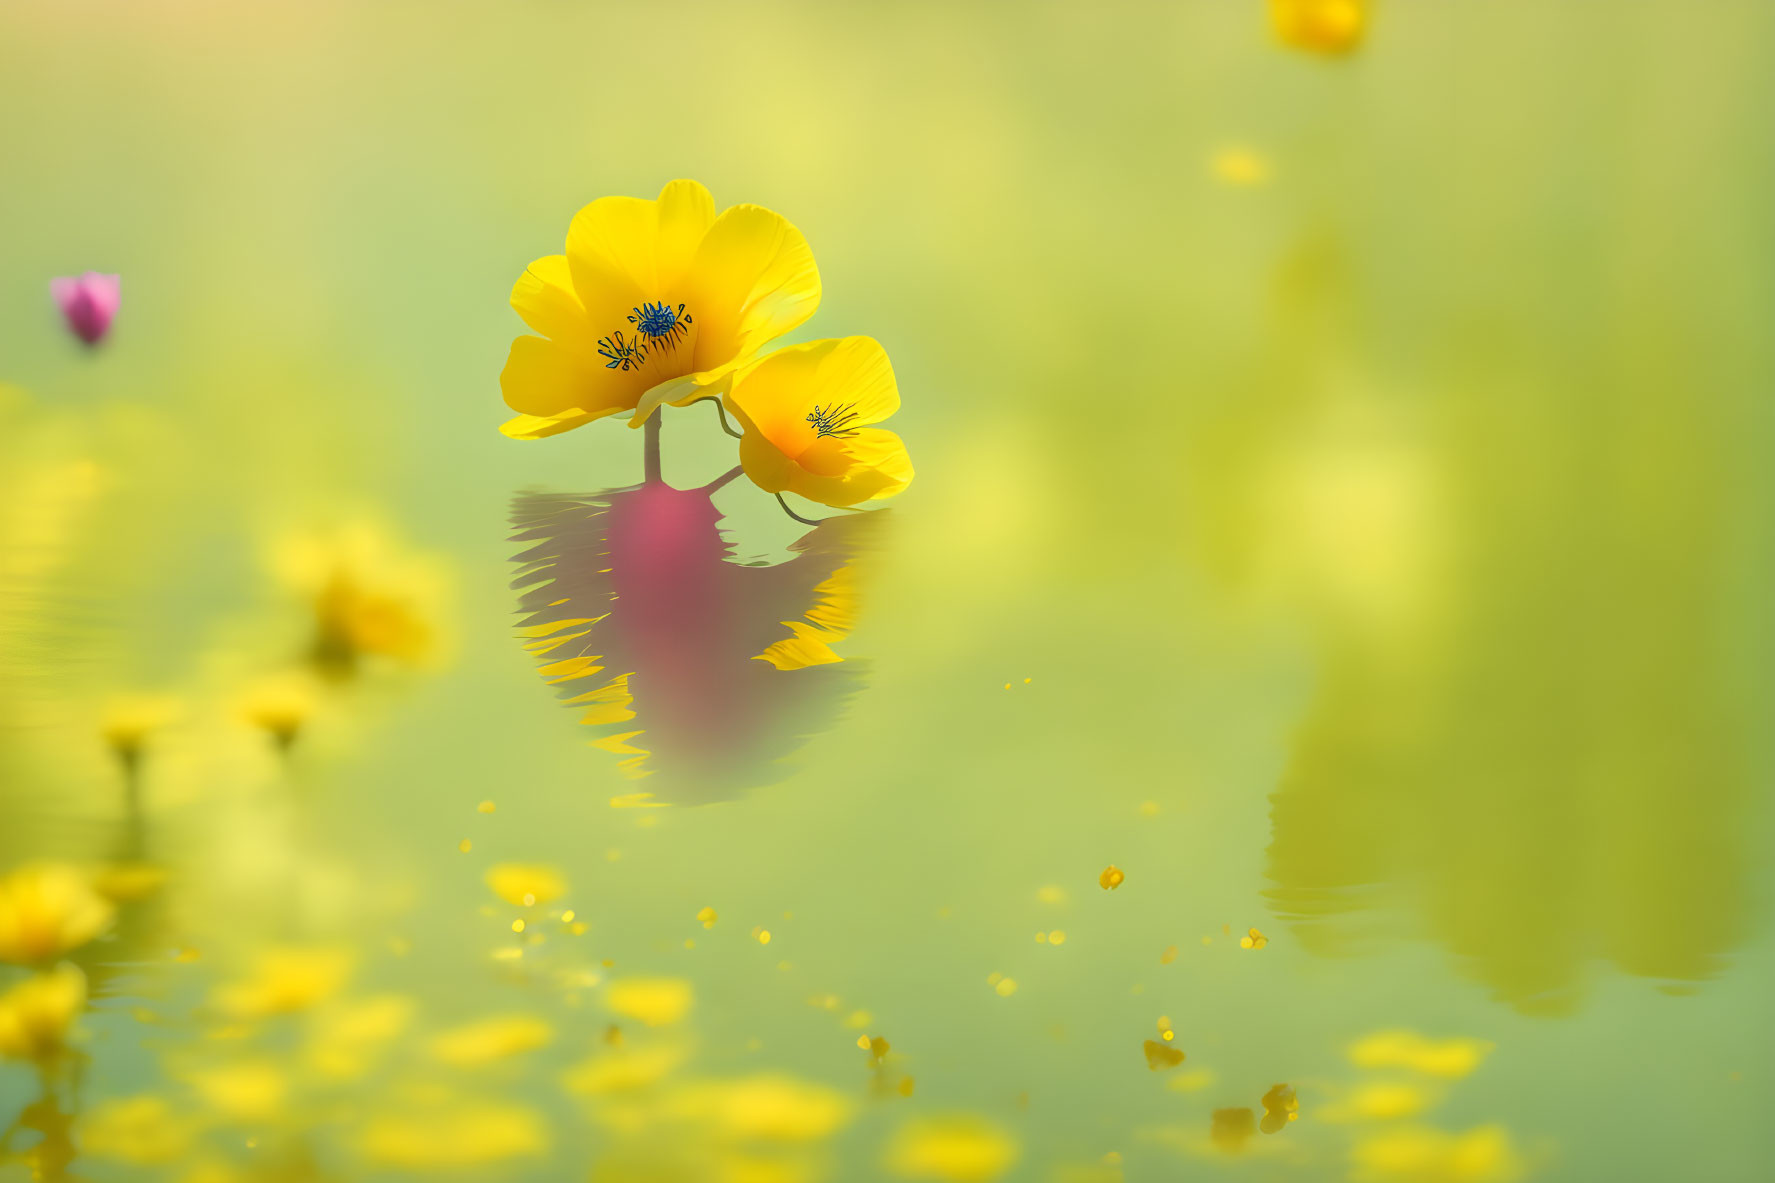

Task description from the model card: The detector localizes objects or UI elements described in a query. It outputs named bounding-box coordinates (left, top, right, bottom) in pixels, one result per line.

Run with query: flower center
left=806, top=403, right=861, bottom=439
left=628, top=301, right=692, bottom=350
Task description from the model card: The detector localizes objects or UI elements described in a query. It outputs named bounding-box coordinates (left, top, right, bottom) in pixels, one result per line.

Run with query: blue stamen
left=627, top=301, right=692, bottom=351
left=806, top=402, right=861, bottom=439
left=597, top=330, right=646, bottom=371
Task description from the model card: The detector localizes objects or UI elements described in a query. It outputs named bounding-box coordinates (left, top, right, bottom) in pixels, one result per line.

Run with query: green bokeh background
left=2, top=2, right=1772, bottom=1180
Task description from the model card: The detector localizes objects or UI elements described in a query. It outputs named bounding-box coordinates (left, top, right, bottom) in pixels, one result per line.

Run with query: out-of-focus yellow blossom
left=1324, top=1081, right=1438, bottom=1122
left=79, top=1096, right=197, bottom=1165
left=186, top=1060, right=289, bottom=1120
left=91, top=861, right=167, bottom=903
left=0, top=862, right=115, bottom=965
left=212, top=947, right=353, bottom=1018
left=606, top=977, right=693, bottom=1027
left=886, top=1116, right=1019, bottom=1182
left=1210, top=1107, right=1257, bottom=1153
left=667, top=1076, right=853, bottom=1143
left=1348, top=1031, right=1494, bottom=1079
left=275, top=523, right=446, bottom=677
left=360, top=1101, right=549, bottom=1167
left=564, top=1042, right=688, bottom=1096
left=1098, top=866, right=1125, bottom=891
left=698, top=906, right=719, bottom=928
left=429, top=1014, right=554, bottom=1066
left=485, top=863, right=567, bottom=908
left=726, top=337, right=913, bottom=509
left=1211, top=147, right=1272, bottom=186
left=100, top=694, right=182, bottom=767
left=236, top=672, right=321, bottom=751
left=0, top=963, right=86, bottom=1060
left=1270, top=0, right=1366, bottom=55
left=1350, top=1124, right=1526, bottom=1183
left=307, top=994, right=415, bottom=1079
left=500, top=179, right=821, bottom=438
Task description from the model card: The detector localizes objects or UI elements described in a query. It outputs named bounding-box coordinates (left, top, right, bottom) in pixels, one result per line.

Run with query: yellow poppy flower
left=725, top=337, right=913, bottom=509
left=0, top=963, right=86, bottom=1060
left=0, top=863, right=115, bottom=965
left=500, top=179, right=821, bottom=439
left=1270, top=0, right=1366, bottom=55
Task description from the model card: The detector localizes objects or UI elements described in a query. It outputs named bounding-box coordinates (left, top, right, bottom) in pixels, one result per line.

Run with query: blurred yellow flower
left=500, top=179, right=821, bottom=439
left=1211, top=147, right=1272, bottom=186
left=670, top=1075, right=853, bottom=1143
left=726, top=337, right=913, bottom=509
left=1324, top=1081, right=1437, bottom=1123
left=429, top=1014, right=554, bottom=1066
left=308, top=994, right=415, bottom=1079
left=0, top=862, right=114, bottom=965
left=1348, top=1031, right=1494, bottom=1080
left=1270, top=0, right=1366, bottom=55
left=563, top=1042, right=687, bottom=1096
left=275, top=523, right=446, bottom=678
left=79, top=1096, right=197, bottom=1165
left=186, top=1060, right=289, bottom=1120
left=606, top=977, right=693, bottom=1027
left=0, top=963, right=86, bottom=1060
left=485, top=863, right=567, bottom=908
left=236, top=672, right=321, bottom=751
left=100, top=694, right=182, bottom=767
left=360, top=1101, right=549, bottom=1167
left=1351, top=1124, right=1526, bottom=1183
left=212, top=947, right=353, bottom=1018
left=886, top=1116, right=1019, bottom=1182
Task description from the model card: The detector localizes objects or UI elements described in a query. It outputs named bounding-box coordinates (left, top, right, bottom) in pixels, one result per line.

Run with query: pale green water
left=2, top=2, right=1772, bottom=1181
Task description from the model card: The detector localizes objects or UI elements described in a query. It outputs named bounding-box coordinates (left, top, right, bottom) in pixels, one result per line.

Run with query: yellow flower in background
left=212, top=947, right=353, bottom=1018
left=1348, top=1031, right=1494, bottom=1080
left=236, top=671, right=321, bottom=751
left=726, top=337, right=914, bottom=509
left=1351, top=1124, right=1526, bottom=1183
left=429, top=1014, right=554, bottom=1066
left=886, top=1116, right=1019, bottom=1182
left=100, top=694, right=182, bottom=768
left=360, top=1101, right=549, bottom=1167
left=0, top=862, right=114, bottom=965
left=79, top=1096, right=198, bottom=1165
left=0, top=963, right=87, bottom=1060
left=186, top=1060, right=290, bottom=1121
left=275, top=523, right=446, bottom=678
left=500, top=179, right=821, bottom=439
left=308, top=994, right=416, bottom=1079
left=605, top=977, right=693, bottom=1028
left=1270, top=0, right=1366, bottom=55
left=485, top=863, right=567, bottom=908
left=666, top=1075, right=853, bottom=1143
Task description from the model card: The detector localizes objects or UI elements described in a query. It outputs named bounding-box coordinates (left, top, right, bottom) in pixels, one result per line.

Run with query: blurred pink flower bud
left=50, top=272, right=121, bottom=346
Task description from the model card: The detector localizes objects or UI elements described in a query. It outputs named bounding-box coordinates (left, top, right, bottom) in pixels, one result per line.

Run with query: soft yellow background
left=1, top=2, right=1771, bottom=1181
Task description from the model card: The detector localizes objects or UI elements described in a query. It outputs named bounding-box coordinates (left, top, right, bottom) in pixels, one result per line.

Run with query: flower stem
left=775, top=493, right=827, bottom=527
left=643, top=411, right=661, bottom=483
left=704, top=464, right=745, bottom=494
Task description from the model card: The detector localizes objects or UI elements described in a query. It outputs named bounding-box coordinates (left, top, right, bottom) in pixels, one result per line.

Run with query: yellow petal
left=510, top=254, right=591, bottom=347
left=500, top=336, right=637, bottom=422
left=684, top=204, right=820, bottom=373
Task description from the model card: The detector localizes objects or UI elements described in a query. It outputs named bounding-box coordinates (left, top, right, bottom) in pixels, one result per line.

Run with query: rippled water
left=2, top=2, right=1771, bottom=1181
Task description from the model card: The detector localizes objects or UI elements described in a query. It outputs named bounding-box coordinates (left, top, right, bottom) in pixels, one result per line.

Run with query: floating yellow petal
left=886, top=1116, right=1019, bottom=1182
left=605, top=977, right=693, bottom=1027
left=1347, top=1031, right=1495, bottom=1080
left=1098, top=866, right=1125, bottom=891
left=429, top=1014, right=554, bottom=1066
left=485, top=863, right=567, bottom=908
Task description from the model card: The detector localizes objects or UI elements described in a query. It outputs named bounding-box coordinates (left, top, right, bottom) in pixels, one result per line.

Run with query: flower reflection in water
left=510, top=474, right=886, bottom=801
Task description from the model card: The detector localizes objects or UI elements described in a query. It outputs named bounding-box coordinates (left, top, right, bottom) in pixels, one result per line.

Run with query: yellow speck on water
left=1099, top=865, right=1125, bottom=890
left=511, top=920, right=525, bottom=934
left=1139, top=800, right=1161, bottom=817
left=1157, top=1016, right=1173, bottom=1037
left=682, top=939, right=695, bottom=949
left=1210, top=146, right=1272, bottom=186
left=1222, top=923, right=1232, bottom=935
left=1023, top=677, right=1031, bottom=683
left=986, top=972, right=1003, bottom=986
left=844, top=1009, right=873, bottom=1029
left=1160, top=945, right=1179, bottom=965
left=995, top=977, right=1018, bottom=997
left=1036, top=884, right=1067, bottom=905
left=1240, top=928, right=1269, bottom=949
left=753, top=928, right=772, bottom=945
left=697, top=906, right=717, bottom=928
left=1201, top=936, right=1214, bottom=946
left=491, top=947, right=523, bottom=962
left=561, top=910, right=575, bottom=923
left=1035, top=931, right=1047, bottom=944
left=477, top=801, right=496, bottom=814
left=569, top=922, right=587, bottom=935
left=868, top=1035, right=890, bottom=1060
left=173, top=947, right=201, bottom=963
left=856, top=1034, right=871, bottom=1050
left=1003, top=682, right=1011, bottom=690
left=898, top=1076, right=915, bottom=1097
left=458, top=839, right=472, bottom=853
left=1048, top=930, right=1067, bottom=946
left=777, top=960, right=793, bottom=972
left=521, top=893, right=536, bottom=906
